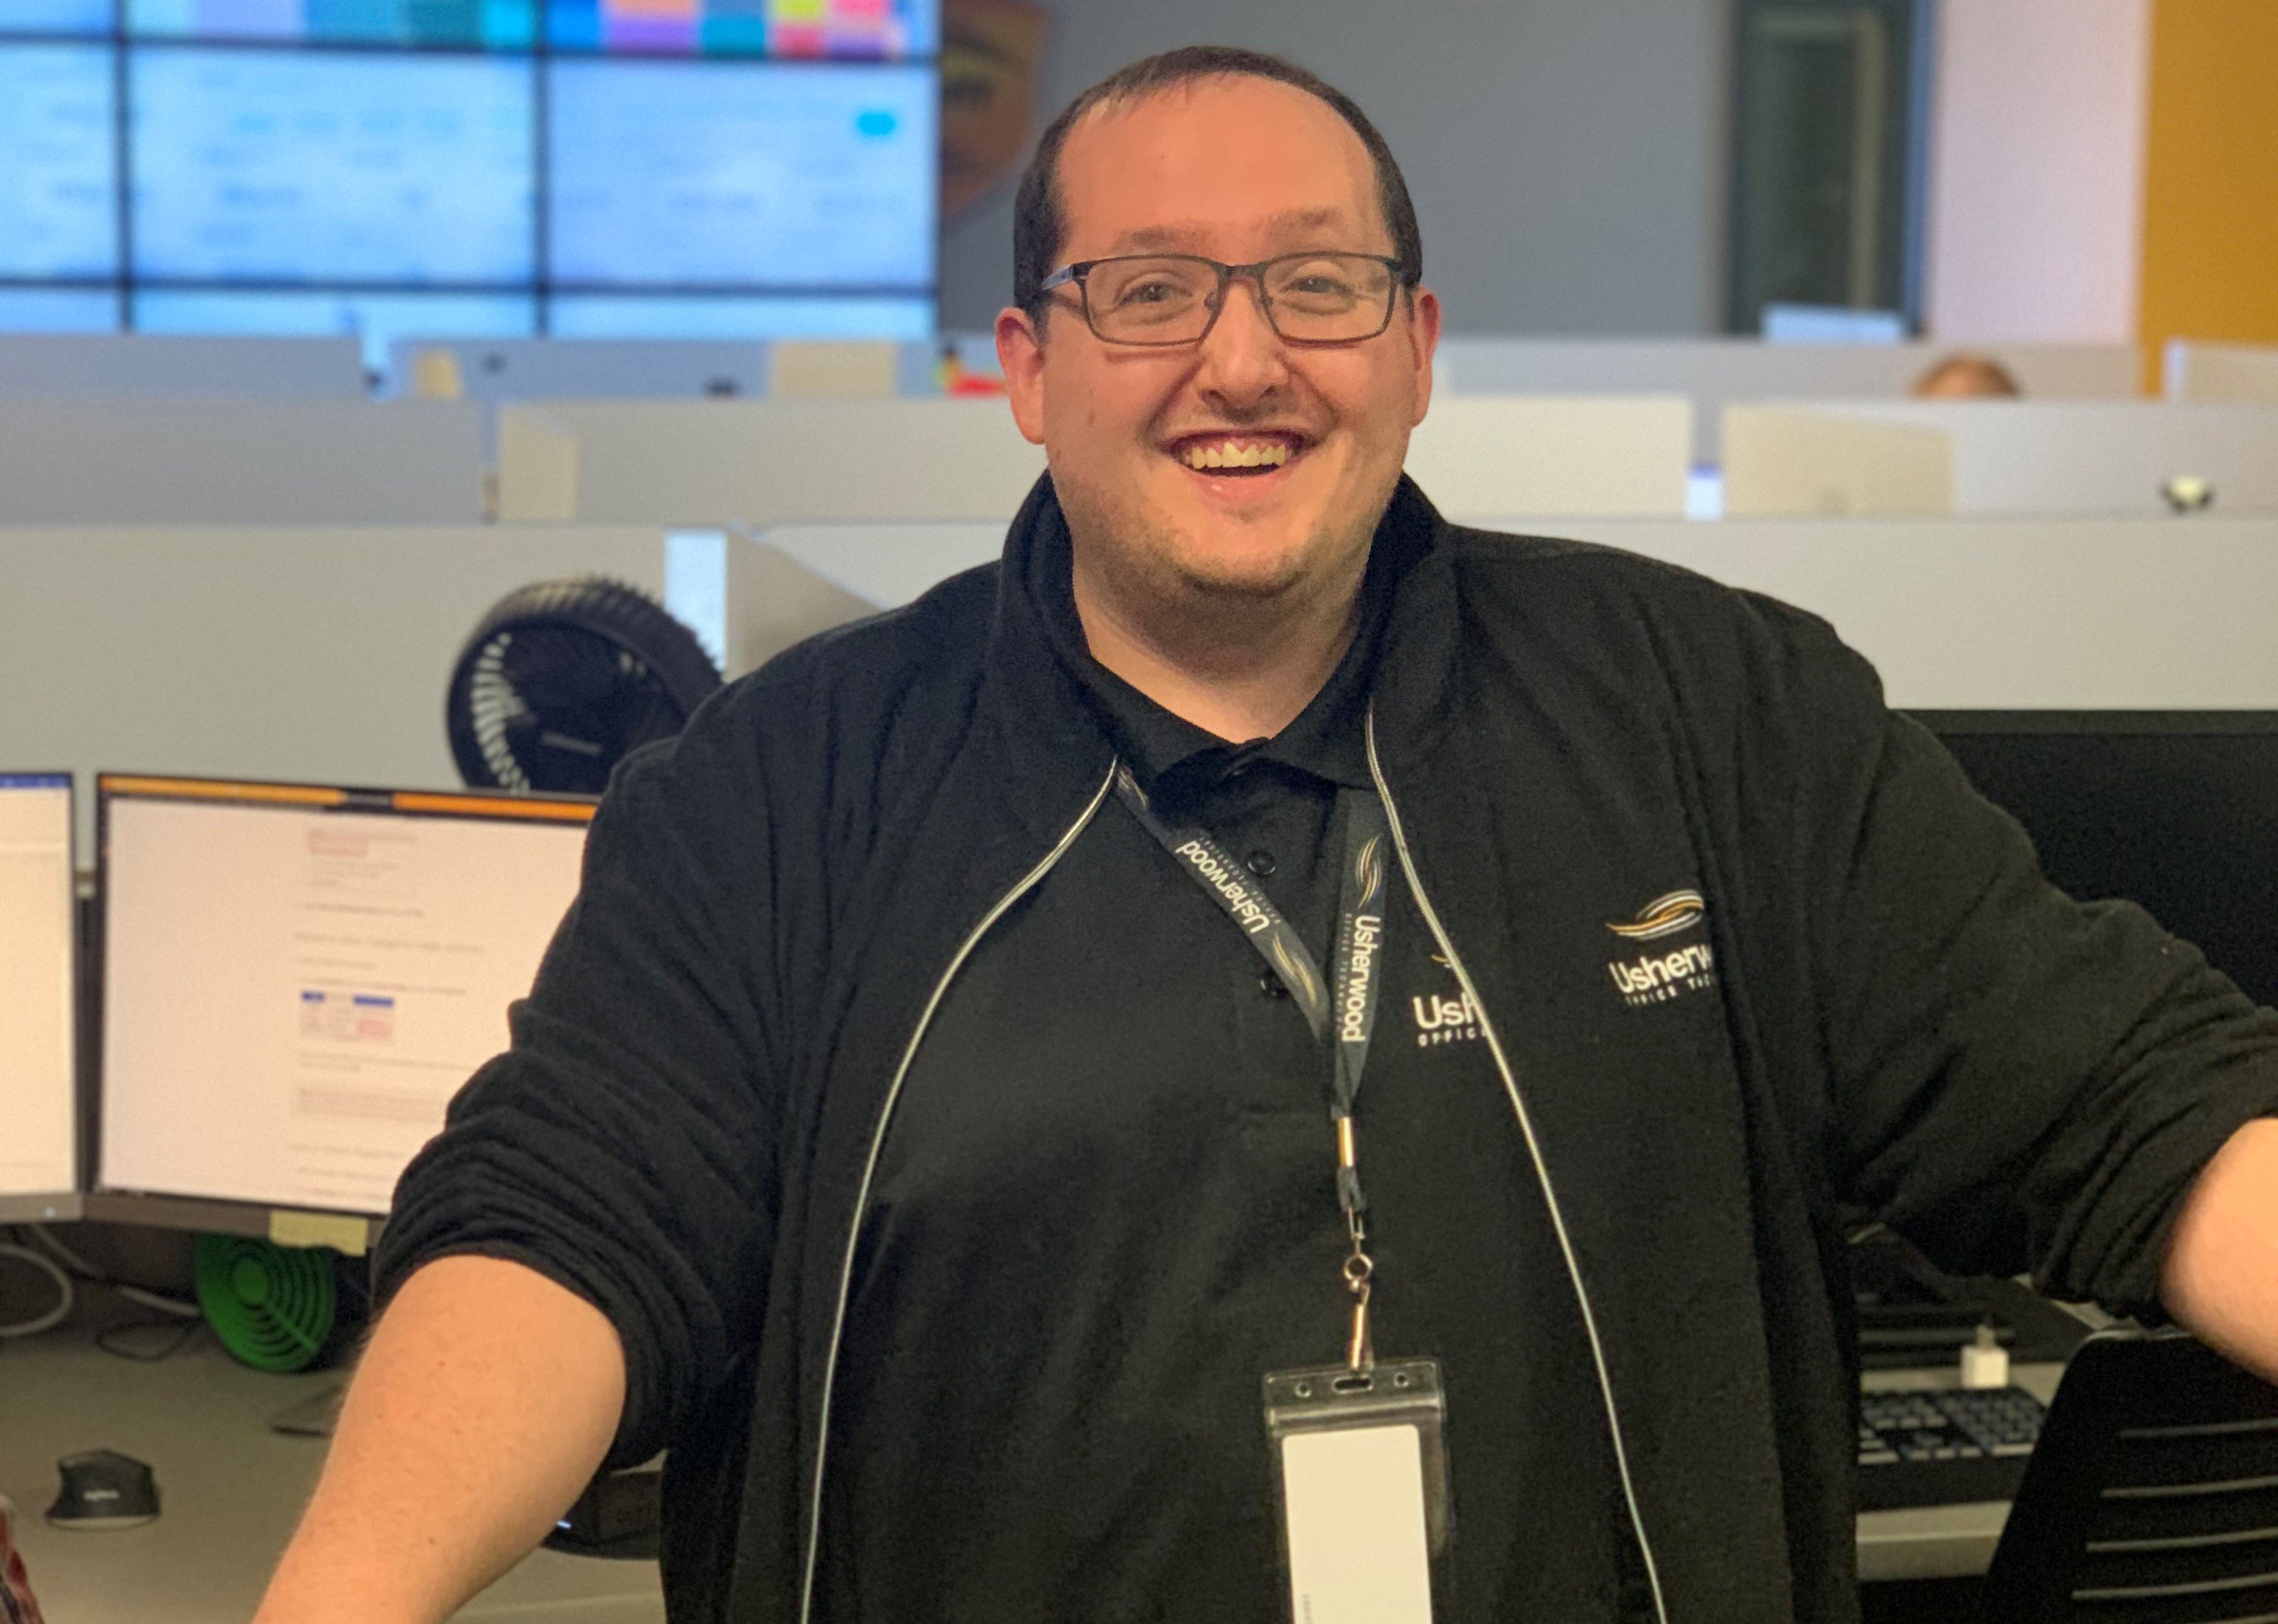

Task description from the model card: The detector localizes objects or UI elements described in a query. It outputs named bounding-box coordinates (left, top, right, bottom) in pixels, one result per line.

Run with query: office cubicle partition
left=1541, top=515, right=2278, bottom=710
left=1721, top=401, right=2278, bottom=519
left=0, top=524, right=683, bottom=847
left=0, top=333, right=368, bottom=400
left=2163, top=340, right=2278, bottom=403
left=1435, top=338, right=2138, bottom=459
left=0, top=400, right=488, bottom=524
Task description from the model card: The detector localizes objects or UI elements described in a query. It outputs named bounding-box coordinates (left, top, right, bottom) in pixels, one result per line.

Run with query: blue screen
left=0, top=287, right=117, bottom=328
left=0, top=0, right=113, bottom=32
left=0, top=44, right=116, bottom=277
left=548, top=59, right=934, bottom=289
left=130, top=48, right=535, bottom=282
left=134, top=288, right=536, bottom=369
left=548, top=292, right=930, bottom=339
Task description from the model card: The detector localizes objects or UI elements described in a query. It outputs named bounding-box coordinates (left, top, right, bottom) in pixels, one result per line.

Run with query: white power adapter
left=1959, top=1322, right=2011, bottom=1390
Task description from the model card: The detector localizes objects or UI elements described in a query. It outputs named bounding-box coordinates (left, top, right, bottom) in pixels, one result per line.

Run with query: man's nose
left=1193, top=273, right=1290, bottom=398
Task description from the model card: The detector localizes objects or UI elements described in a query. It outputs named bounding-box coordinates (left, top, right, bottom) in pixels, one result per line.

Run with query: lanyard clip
left=1342, top=1247, right=1375, bottom=1374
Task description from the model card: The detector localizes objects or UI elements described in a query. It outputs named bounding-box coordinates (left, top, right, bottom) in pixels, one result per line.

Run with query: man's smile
left=1162, top=429, right=1313, bottom=476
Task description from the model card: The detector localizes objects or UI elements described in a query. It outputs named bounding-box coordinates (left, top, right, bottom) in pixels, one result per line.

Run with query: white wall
left=938, top=0, right=1732, bottom=336
left=1922, top=0, right=2150, bottom=344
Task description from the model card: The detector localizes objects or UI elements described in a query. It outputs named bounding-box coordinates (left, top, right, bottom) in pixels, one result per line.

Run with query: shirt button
left=1258, top=969, right=1290, bottom=999
left=1246, top=850, right=1277, bottom=877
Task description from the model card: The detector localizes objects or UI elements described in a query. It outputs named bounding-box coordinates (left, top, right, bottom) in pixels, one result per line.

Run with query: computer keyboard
left=1856, top=1385, right=2047, bottom=1511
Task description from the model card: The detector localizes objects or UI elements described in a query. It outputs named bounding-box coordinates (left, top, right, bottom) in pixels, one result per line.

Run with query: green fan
left=194, top=1235, right=337, bottom=1372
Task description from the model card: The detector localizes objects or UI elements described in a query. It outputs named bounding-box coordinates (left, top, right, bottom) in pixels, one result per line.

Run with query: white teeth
left=1182, top=440, right=1295, bottom=470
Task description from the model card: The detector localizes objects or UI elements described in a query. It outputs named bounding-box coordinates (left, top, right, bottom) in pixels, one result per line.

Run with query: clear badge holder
left=1263, top=1357, right=1452, bottom=1624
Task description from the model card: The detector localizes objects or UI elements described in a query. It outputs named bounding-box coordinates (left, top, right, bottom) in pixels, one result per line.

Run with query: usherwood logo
left=1606, top=888, right=1716, bottom=1008
left=1605, top=889, right=1706, bottom=942
left=1412, top=954, right=1483, bottom=1046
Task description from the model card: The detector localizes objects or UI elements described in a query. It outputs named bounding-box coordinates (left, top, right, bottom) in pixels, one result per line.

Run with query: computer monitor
left=93, top=774, right=594, bottom=1232
left=1923, top=713, right=2278, bottom=1010
left=0, top=773, right=79, bottom=1220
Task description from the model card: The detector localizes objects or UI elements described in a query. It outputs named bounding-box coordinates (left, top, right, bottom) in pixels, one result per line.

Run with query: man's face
left=997, top=76, right=1440, bottom=608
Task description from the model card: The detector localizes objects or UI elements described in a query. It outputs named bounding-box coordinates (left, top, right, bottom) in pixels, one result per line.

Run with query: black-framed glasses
left=1038, top=252, right=1407, bottom=346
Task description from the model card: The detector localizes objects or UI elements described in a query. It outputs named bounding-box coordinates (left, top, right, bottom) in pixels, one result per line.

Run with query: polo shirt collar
left=1018, top=486, right=1429, bottom=796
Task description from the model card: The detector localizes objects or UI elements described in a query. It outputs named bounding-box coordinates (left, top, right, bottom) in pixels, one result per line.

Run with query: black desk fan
left=447, top=577, right=723, bottom=795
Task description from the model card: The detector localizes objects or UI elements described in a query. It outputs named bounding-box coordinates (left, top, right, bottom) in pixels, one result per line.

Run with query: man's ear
left=996, top=306, right=1048, bottom=445
left=1406, top=285, right=1442, bottom=429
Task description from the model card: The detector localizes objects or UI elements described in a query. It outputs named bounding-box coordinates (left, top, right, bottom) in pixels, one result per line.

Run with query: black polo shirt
left=823, top=505, right=1644, bottom=1622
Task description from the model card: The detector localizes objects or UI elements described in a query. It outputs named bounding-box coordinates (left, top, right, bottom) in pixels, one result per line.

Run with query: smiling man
left=258, top=47, right=2278, bottom=1624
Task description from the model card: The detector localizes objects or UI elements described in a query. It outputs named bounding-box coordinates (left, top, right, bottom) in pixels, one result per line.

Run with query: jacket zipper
left=1364, top=710, right=1672, bottom=1624
left=795, top=757, right=1119, bottom=1624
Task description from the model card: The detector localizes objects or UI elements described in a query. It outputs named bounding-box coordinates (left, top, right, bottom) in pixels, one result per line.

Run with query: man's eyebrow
left=1104, top=209, right=1354, bottom=253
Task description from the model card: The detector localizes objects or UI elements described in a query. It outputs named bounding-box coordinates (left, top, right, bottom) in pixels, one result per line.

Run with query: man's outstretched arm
left=253, top=1255, right=627, bottom=1624
left=2164, top=1116, right=2278, bottom=1383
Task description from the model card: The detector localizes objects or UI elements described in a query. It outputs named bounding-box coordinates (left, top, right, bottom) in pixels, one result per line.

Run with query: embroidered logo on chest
left=1412, top=954, right=1484, bottom=1046
left=1605, top=889, right=1718, bottom=1008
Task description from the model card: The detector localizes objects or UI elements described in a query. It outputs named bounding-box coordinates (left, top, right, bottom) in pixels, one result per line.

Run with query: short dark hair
left=1011, top=46, right=1423, bottom=320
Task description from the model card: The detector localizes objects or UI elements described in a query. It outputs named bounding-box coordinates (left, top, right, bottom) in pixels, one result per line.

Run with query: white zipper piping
left=1365, top=711, right=1672, bottom=1624
left=794, top=757, right=1119, bottom=1624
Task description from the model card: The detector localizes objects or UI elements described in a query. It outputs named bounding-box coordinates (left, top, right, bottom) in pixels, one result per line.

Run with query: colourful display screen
left=126, top=0, right=539, bottom=47
left=545, top=0, right=931, bottom=58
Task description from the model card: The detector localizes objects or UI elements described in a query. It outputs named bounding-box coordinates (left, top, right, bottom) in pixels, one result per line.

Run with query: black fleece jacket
left=380, top=475, right=2278, bottom=1622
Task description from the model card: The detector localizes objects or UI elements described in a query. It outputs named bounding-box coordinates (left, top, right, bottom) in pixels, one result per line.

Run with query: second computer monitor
left=0, top=773, right=78, bottom=1215
left=97, top=775, right=593, bottom=1222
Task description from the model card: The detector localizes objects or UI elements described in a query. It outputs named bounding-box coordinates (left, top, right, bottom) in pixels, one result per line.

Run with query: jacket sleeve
left=1787, top=618, right=2278, bottom=1313
left=374, top=702, right=786, bottom=1468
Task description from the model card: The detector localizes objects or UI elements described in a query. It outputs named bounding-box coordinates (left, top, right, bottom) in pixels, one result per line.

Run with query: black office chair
left=1980, top=1329, right=2278, bottom=1622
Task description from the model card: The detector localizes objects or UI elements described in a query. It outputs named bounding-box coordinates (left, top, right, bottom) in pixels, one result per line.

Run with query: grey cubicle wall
left=1437, top=338, right=2138, bottom=460
left=0, top=333, right=368, bottom=398
left=0, top=400, right=487, bottom=524
left=496, top=398, right=1051, bottom=525
left=1721, top=400, right=2278, bottom=518
left=1533, top=516, right=2278, bottom=709
left=497, top=395, right=1690, bottom=528
left=386, top=337, right=944, bottom=404
left=736, top=515, right=2278, bottom=713
left=2163, top=340, right=2278, bottom=402
left=0, top=524, right=677, bottom=849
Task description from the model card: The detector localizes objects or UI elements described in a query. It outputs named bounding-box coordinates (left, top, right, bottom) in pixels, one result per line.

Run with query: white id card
left=1264, top=1360, right=1450, bottom=1624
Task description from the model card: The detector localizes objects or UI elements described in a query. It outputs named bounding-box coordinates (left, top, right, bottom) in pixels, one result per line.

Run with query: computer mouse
left=46, top=1448, right=160, bottom=1529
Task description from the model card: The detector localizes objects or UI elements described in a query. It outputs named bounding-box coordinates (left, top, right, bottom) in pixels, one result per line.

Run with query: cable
left=95, top=1317, right=203, bottom=1363
left=20, top=1224, right=202, bottom=1318
left=0, top=1242, right=74, bottom=1339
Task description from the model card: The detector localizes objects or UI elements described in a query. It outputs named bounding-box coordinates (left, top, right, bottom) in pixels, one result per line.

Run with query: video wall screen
left=0, top=0, right=939, bottom=350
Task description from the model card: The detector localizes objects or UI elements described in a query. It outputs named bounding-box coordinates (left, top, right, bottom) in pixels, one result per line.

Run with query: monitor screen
left=98, top=775, right=592, bottom=1217
left=546, top=58, right=935, bottom=290
left=0, top=43, right=117, bottom=279
left=127, top=0, right=539, bottom=48
left=1926, top=714, right=2278, bottom=1012
left=129, top=47, right=536, bottom=284
left=0, top=0, right=115, bottom=33
left=545, top=0, right=935, bottom=57
left=0, top=774, right=78, bottom=1200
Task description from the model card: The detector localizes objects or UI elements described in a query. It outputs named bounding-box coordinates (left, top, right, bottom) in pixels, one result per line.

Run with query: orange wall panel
left=2138, top=0, right=2278, bottom=386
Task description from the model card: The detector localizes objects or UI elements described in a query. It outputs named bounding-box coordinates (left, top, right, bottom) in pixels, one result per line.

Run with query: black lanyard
left=1112, top=763, right=1393, bottom=1368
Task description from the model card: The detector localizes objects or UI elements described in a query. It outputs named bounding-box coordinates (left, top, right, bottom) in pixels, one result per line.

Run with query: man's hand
left=253, top=1254, right=628, bottom=1624
left=2163, top=1116, right=2278, bottom=1384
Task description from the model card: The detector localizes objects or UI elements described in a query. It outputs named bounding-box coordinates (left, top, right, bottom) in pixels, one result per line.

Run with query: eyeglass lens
left=1083, top=255, right=1397, bottom=344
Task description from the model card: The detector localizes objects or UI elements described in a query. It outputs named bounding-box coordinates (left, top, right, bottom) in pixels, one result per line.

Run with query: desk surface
left=0, top=1323, right=663, bottom=1623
